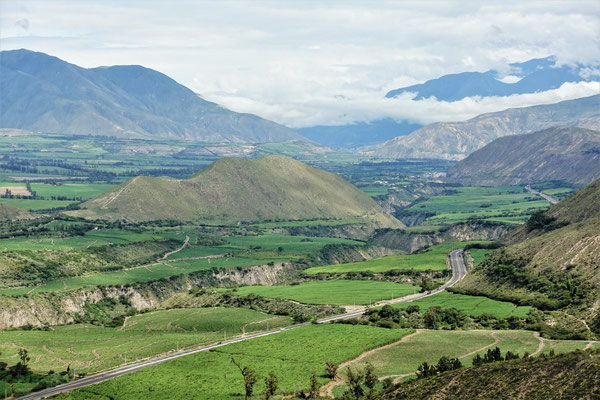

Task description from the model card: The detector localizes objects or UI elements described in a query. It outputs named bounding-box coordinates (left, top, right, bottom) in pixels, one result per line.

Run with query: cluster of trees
left=0, top=349, right=71, bottom=397
left=416, top=356, right=462, bottom=378
left=472, top=347, right=521, bottom=366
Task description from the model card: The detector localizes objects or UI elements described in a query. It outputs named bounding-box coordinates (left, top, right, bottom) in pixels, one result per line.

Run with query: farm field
left=0, top=182, right=114, bottom=211
left=331, top=329, right=587, bottom=396
left=232, top=280, right=419, bottom=305
left=0, top=307, right=292, bottom=374
left=305, top=242, right=481, bottom=274
left=392, top=292, right=533, bottom=319
left=407, top=186, right=555, bottom=225
left=57, top=324, right=413, bottom=400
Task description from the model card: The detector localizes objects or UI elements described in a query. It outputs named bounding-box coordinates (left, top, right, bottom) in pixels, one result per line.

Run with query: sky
left=1, top=0, right=599, bottom=128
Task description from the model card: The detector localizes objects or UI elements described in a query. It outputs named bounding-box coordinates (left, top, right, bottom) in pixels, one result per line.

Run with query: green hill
left=0, top=203, right=34, bottom=221
left=446, top=126, right=600, bottom=186
left=456, top=179, right=600, bottom=336
left=385, top=350, right=600, bottom=400
left=70, top=155, right=402, bottom=227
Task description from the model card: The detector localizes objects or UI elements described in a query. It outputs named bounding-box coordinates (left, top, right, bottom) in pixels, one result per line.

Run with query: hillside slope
left=70, top=155, right=402, bottom=227
left=360, top=95, right=600, bottom=160
left=385, top=350, right=600, bottom=400
left=0, top=203, right=34, bottom=221
left=0, top=49, right=303, bottom=143
left=446, top=126, right=600, bottom=186
left=456, top=179, right=600, bottom=333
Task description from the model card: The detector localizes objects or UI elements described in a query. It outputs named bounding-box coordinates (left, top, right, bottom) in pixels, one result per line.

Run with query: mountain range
left=69, top=155, right=402, bottom=227
left=360, top=95, right=600, bottom=160
left=446, top=126, right=600, bottom=186
left=0, top=49, right=304, bottom=143
left=386, top=56, right=599, bottom=101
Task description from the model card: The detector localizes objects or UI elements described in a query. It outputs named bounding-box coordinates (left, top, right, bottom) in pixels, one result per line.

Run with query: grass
left=305, top=242, right=482, bottom=274
left=391, top=292, right=533, bottom=319
left=232, top=280, right=419, bottom=305
left=0, top=307, right=292, bottom=374
left=339, top=329, right=566, bottom=391
left=468, top=248, right=490, bottom=266
left=57, top=324, right=413, bottom=400
left=408, top=186, right=553, bottom=225
left=0, top=255, right=278, bottom=295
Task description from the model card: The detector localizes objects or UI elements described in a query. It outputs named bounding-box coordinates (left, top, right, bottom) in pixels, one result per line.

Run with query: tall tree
left=231, top=357, right=259, bottom=399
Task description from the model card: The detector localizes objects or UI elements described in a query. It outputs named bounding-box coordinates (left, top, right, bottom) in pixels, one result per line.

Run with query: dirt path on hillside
left=355, top=331, right=502, bottom=386
left=100, top=177, right=138, bottom=209
left=320, top=330, right=422, bottom=398
left=531, top=332, right=545, bottom=357
left=162, top=236, right=190, bottom=259
left=241, top=316, right=280, bottom=336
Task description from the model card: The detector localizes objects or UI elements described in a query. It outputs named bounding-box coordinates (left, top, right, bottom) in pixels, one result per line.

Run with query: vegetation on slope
left=456, top=179, right=600, bottom=338
left=385, top=349, right=600, bottom=400
left=447, top=126, right=600, bottom=186
left=72, top=155, right=402, bottom=226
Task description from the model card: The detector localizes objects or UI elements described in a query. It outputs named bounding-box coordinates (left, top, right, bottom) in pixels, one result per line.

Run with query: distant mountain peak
left=0, top=49, right=305, bottom=143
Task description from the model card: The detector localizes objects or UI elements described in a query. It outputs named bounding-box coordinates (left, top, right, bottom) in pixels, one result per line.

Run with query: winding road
left=18, top=249, right=467, bottom=400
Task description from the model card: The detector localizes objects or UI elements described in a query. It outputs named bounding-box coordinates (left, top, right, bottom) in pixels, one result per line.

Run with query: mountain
left=386, top=56, right=599, bottom=101
left=297, top=119, right=422, bottom=149
left=456, top=179, right=600, bottom=336
left=0, top=49, right=304, bottom=143
left=0, top=203, right=34, bottom=221
left=446, top=126, right=600, bottom=186
left=69, top=155, right=403, bottom=227
left=360, top=95, right=600, bottom=160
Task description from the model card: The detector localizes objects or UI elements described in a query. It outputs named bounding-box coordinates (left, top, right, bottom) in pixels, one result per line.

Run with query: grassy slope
left=385, top=349, right=600, bottom=400
left=0, top=307, right=292, bottom=374
left=234, top=280, right=419, bottom=305
left=58, top=325, right=413, bottom=400
left=391, top=292, right=533, bottom=319
left=305, top=242, right=469, bottom=274
left=457, top=179, right=600, bottom=328
left=0, top=203, right=34, bottom=221
left=71, top=155, right=402, bottom=227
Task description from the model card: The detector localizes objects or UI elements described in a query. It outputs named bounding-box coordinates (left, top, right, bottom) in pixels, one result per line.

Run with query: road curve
left=19, top=249, right=468, bottom=400
left=524, top=185, right=559, bottom=205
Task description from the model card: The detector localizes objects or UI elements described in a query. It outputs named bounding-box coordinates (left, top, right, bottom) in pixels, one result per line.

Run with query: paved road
left=524, top=185, right=559, bottom=205
left=19, top=249, right=468, bottom=400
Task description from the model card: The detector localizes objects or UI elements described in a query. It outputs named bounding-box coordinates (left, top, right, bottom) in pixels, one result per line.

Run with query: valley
left=1, top=7, right=599, bottom=398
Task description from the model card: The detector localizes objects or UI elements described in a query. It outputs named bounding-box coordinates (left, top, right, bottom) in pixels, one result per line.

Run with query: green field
left=407, top=186, right=553, bottom=225
left=342, top=330, right=542, bottom=381
left=0, top=182, right=114, bottom=211
left=233, top=280, right=419, bottom=305
left=468, top=248, right=490, bottom=266
left=305, top=242, right=479, bottom=274
left=392, top=292, right=533, bottom=319
left=58, top=324, right=413, bottom=400
left=0, top=307, right=292, bottom=374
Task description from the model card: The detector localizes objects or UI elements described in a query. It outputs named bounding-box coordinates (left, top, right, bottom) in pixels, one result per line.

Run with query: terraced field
left=57, top=324, right=413, bottom=400
left=0, top=307, right=292, bottom=374
left=233, top=280, right=419, bottom=305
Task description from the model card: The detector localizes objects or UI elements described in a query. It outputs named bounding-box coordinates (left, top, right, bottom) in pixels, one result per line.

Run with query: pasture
left=57, top=324, right=413, bottom=400
left=305, top=242, right=479, bottom=274
left=407, top=186, right=554, bottom=225
left=0, top=307, right=292, bottom=374
left=233, top=280, right=419, bottom=305
left=391, top=292, right=533, bottom=319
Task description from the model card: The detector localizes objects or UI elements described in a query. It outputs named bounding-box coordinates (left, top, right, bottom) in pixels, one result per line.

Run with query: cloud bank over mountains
left=1, top=1, right=599, bottom=128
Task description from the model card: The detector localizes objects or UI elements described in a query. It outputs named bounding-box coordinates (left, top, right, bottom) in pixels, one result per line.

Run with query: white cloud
left=1, top=0, right=599, bottom=127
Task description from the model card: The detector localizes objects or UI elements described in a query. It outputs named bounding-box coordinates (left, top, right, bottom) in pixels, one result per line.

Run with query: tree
left=363, top=362, right=377, bottom=396
left=344, top=367, right=364, bottom=399
left=308, top=370, right=319, bottom=398
left=231, top=357, right=259, bottom=399
left=324, top=361, right=338, bottom=379
left=264, top=372, right=278, bottom=400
